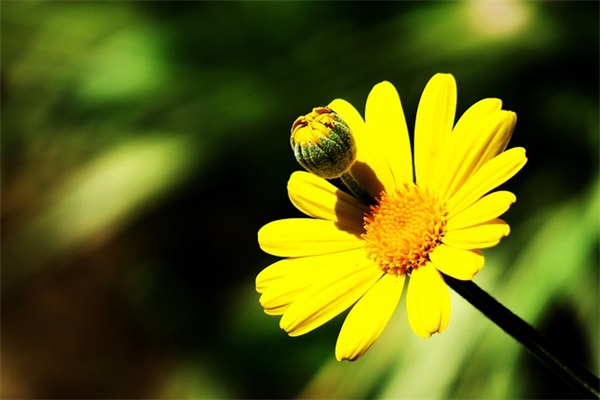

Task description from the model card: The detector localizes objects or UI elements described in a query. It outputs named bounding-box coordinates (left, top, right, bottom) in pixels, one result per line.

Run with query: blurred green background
left=1, top=1, right=598, bottom=398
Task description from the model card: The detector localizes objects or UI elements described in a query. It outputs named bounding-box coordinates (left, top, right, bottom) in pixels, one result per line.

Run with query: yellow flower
left=256, top=73, right=527, bottom=361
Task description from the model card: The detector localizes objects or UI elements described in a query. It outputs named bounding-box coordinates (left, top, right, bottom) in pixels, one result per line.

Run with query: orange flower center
left=362, top=183, right=447, bottom=277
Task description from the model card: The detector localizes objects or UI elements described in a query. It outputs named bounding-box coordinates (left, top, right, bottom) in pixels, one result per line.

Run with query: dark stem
left=340, top=172, right=375, bottom=206
left=444, top=275, right=600, bottom=399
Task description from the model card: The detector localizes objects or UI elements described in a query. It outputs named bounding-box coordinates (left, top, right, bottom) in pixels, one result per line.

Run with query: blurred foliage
left=1, top=1, right=598, bottom=399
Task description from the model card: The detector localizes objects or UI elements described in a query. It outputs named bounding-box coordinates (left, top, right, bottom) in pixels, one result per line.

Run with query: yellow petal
left=365, top=81, right=413, bottom=188
left=446, top=190, right=516, bottom=229
left=414, top=73, right=457, bottom=191
left=453, top=98, right=503, bottom=136
left=406, top=263, right=451, bottom=337
left=446, top=147, right=527, bottom=216
left=256, top=249, right=367, bottom=315
left=431, top=99, right=502, bottom=196
left=335, top=274, right=405, bottom=361
left=280, top=257, right=382, bottom=336
left=258, top=219, right=363, bottom=257
left=442, top=219, right=510, bottom=249
left=288, top=171, right=367, bottom=228
left=256, top=257, right=323, bottom=315
left=329, top=98, right=385, bottom=198
left=429, top=244, right=484, bottom=280
left=435, top=109, right=516, bottom=200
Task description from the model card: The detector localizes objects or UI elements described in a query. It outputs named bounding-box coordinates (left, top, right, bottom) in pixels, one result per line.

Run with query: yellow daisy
left=256, top=73, right=527, bottom=361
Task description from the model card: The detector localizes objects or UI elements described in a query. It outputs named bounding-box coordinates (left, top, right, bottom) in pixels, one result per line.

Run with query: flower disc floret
left=363, top=184, right=447, bottom=276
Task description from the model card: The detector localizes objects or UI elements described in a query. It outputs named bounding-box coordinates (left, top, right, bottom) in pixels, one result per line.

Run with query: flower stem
left=340, top=172, right=374, bottom=206
left=444, top=275, right=600, bottom=399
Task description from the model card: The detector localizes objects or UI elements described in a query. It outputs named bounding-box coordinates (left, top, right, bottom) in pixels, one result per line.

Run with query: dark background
left=2, top=1, right=598, bottom=398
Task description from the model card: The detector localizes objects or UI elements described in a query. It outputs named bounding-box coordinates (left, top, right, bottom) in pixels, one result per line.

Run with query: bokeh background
left=2, top=1, right=598, bottom=398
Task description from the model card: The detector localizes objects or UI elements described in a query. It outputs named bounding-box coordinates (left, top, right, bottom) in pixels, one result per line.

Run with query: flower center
left=362, top=183, right=447, bottom=276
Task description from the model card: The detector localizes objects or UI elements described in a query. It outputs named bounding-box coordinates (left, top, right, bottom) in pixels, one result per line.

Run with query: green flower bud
left=290, top=107, right=356, bottom=179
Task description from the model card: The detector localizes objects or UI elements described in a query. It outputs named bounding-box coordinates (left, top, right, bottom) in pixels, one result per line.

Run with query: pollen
left=362, top=183, right=447, bottom=277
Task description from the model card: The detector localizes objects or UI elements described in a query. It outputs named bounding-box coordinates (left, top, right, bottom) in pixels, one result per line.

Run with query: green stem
left=340, top=172, right=374, bottom=206
left=444, top=275, right=600, bottom=399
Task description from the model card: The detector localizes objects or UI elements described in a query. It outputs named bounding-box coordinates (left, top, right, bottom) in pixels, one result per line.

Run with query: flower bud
left=290, top=107, right=356, bottom=179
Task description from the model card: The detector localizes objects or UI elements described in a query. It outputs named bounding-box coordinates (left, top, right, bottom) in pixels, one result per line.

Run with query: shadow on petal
left=333, top=161, right=382, bottom=239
